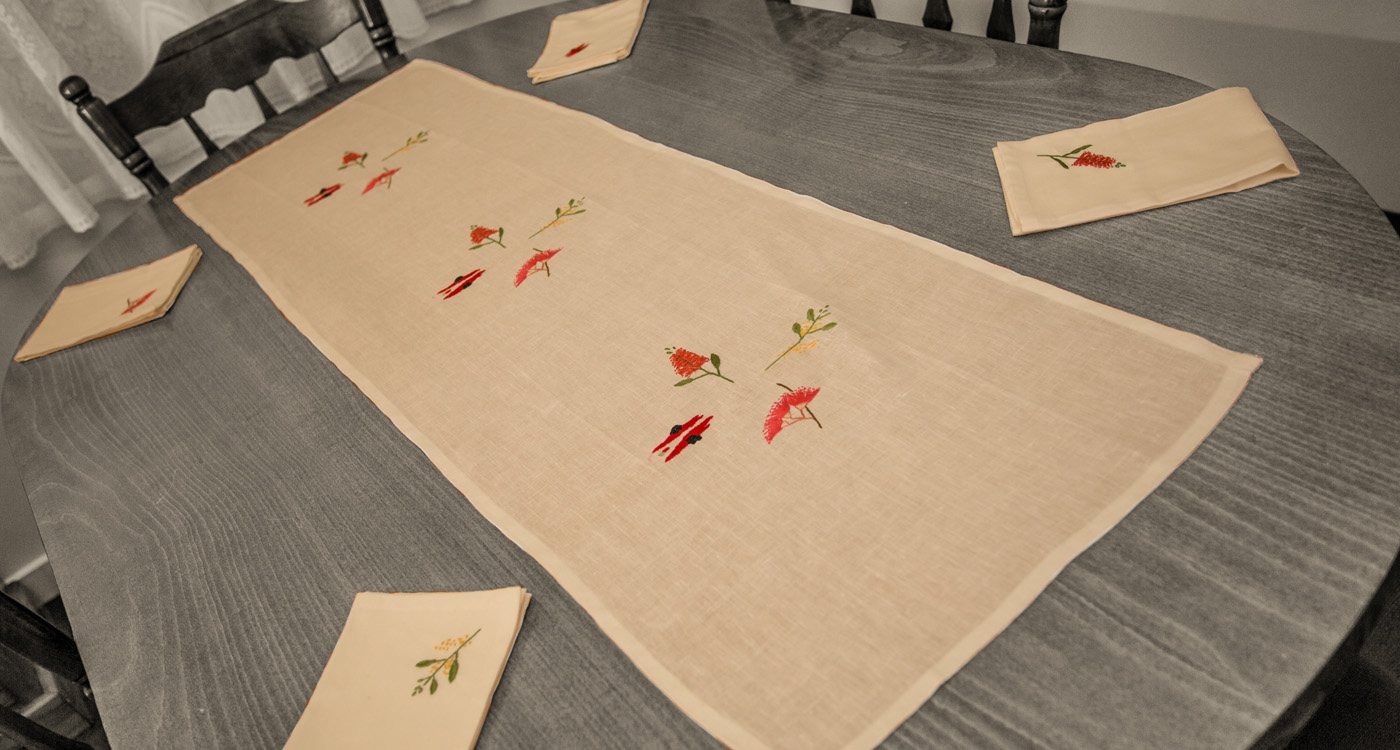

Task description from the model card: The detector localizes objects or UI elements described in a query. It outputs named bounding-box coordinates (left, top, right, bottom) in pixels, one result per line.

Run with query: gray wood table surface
left=6, top=1, right=1400, bottom=748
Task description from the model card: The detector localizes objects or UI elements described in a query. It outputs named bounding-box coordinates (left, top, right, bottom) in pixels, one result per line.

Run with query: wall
left=797, top=0, right=1400, bottom=213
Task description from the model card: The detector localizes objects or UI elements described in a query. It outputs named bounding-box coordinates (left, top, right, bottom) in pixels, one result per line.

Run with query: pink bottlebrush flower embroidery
left=515, top=248, right=561, bottom=287
left=652, top=415, right=713, bottom=462
left=567, top=42, right=589, bottom=57
left=468, top=225, right=506, bottom=250
left=437, top=269, right=485, bottom=299
left=121, top=289, right=157, bottom=315
left=338, top=151, right=368, bottom=169
left=383, top=131, right=429, bottom=161
left=766, top=305, right=836, bottom=371
left=412, top=628, right=480, bottom=696
left=666, top=347, right=734, bottom=386
left=363, top=167, right=400, bottom=194
left=1038, top=144, right=1127, bottom=169
left=304, top=184, right=341, bottom=206
left=763, top=384, right=822, bottom=444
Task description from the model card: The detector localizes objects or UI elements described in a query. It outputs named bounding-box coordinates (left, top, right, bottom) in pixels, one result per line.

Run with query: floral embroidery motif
left=383, top=130, right=430, bottom=161
left=121, top=290, right=156, bottom=315
left=304, top=184, right=341, bottom=206
left=337, top=151, right=368, bottom=169
left=653, top=415, right=713, bottom=462
left=666, top=347, right=734, bottom=386
left=412, top=629, right=480, bottom=696
left=469, top=225, right=506, bottom=250
left=763, top=384, right=822, bottom=444
left=363, top=168, right=400, bottom=194
left=567, top=42, right=589, bottom=57
left=765, top=306, right=836, bottom=371
left=1038, top=144, right=1127, bottom=169
left=515, top=248, right=561, bottom=287
left=438, top=270, right=485, bottom=299
left=528, top=198, right=586, bottom=238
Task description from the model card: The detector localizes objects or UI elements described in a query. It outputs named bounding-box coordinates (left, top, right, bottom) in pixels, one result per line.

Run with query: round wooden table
left=6, top=1, right=1399, bottom=748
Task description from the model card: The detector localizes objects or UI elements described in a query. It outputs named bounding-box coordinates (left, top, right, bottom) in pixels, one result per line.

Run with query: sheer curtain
left=0, top=0, right=448, bottom=270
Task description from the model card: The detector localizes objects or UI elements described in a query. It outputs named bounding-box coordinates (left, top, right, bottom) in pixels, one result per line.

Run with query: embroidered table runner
left=176, top=60, right=1260, bottom=750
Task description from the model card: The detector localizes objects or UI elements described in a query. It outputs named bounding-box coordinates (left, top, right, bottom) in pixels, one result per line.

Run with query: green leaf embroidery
left=1066, top=144, right=1091, bottom=155
left=807, top=308, right=815, bottom=321
left=429, top=678, right=438, bottom=695
left=415, top=660, right=435, bottom=667
left=709, top=353, right=721, bottom=367
left=674, top=377, right=696, bottom=386
left=792, top=322, right=803, bottom=335
left=820, top=322, right=837, bottom=331
left=448, top=659, right=459, bottom=683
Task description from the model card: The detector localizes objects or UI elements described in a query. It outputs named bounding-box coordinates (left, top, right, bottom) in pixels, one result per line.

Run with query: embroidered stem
left=765, top=307, right=835, bottom=371
left=412, top=628, right=479, bottom=696
left=383, top=131, right=430, bottom=161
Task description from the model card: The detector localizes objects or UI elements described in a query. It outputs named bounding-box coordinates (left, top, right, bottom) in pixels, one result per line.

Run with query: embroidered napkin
left=283, top=588, right=530, bottom=749
left=993, top=87, right=1299, bottom=235
left=177, top=60, right=1261, bottom=750
left=526, top=0, right=650, bottom=84
left=14, top=245, right=201, bottom=362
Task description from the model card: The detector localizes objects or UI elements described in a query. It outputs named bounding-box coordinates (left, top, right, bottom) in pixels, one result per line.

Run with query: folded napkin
left=993, top=87, right=1299, bottom=235
left=14, top=244, right=201, bottom=362
left=284, top=588, right=530, bottom=750
left=527, top=0, right=650, bottom=84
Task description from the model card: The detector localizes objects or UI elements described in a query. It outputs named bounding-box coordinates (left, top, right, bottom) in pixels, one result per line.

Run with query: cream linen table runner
left=176, top=60, right=1260, bottom=750
left=284, top=588, right=530, bottom=749
left=993, top=87, right=1299, bottom=235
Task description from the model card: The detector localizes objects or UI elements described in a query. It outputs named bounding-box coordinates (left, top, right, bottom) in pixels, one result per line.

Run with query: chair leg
left=986, top=0, right=1015, bottom=42
left=851, top=0, right=875, bottom=18
left=922, top=0, right=954, bottom=31
left=0, top=703, right=94, bottom=750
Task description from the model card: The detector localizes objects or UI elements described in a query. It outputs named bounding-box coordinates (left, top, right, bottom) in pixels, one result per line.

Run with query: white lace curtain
left=0, top=0, right=457, bottom=270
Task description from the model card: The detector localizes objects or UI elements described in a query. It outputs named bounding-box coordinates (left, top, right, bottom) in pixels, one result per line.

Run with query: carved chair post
left=59, top=76, right=169, bottom=195
left=1028, top=0, right=1067, bottom=48
left=985, top=0, right=1015, bottom=42
left=357, top=0, right=401, bottom=62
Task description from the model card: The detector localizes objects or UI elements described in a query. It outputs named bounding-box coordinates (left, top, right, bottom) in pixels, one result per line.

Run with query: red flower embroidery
left=121, top=289, right=157, bottom=315
left=363, top=167, right=400, bottom=194
left=762, top=384, right=822, bottom=444
left=567, top=42, right=589, bottom=57
left=666, top=347, right=734, bottom=386
left=304, top=184, right=341, bottom=205
left=1038, top=144, right=1127, bottom=169
left=652, top=415, right=713, bottom=462
left=437, top=269, right=485, bottom=299
left=468, top=225, right=506, bottom=250
left=669, top=348, right=708, bottom=377
left=338, top=151, right=367, bottom=169
left=515, top=248, right=561, bottom=287
left=1071, top=152, right=1119, bottom=168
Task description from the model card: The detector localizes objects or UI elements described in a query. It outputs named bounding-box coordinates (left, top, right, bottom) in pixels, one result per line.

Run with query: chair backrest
left=849, top=0, right=1067, bottom=49
left=0, top=592, right=95, bottom=750
left=59, top=0, right=402, bottom=196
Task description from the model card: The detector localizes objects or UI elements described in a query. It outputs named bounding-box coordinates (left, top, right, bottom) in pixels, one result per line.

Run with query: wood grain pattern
left=6, top=1, right=1399, bottom=748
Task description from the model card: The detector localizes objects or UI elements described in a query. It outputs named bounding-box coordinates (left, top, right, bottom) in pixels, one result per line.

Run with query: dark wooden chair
left=823, top=0, right=1069, bottom=49
left=59, top=0, right=404, bottom=196
left=0, top=593, right=100, bottom=750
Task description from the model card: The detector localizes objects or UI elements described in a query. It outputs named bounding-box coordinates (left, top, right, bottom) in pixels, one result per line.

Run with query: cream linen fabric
left=176, top=61, right=1261, bottom=750
left=993, top=87, right=1299, bottom=235
left=526, top=0, right=649, bottom=83
left=14, top=245, right=200, bottom=362
left=284, top=588, right=530, bottom=749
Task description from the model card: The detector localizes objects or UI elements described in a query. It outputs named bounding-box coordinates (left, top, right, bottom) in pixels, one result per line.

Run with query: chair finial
left=59, top=75, right=91, bottom=104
